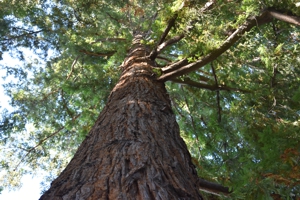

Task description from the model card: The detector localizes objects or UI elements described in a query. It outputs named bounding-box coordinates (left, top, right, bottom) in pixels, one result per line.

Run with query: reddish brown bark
left=39, top=36, right=202, bottom=199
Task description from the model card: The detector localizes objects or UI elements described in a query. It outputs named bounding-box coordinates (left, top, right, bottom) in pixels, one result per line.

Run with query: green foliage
left=1, top=0, right=300, bottom=199
left=152, top=67, right=162, bottom=77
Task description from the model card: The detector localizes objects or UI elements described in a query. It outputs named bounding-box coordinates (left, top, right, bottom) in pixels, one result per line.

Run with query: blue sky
left=0, top=175, right=42, bottom=200
left=0, top=52, right=43, bottom=199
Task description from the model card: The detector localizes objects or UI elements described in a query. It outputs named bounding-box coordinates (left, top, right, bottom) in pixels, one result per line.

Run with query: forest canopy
left=1, top=0, right=300, bottom=199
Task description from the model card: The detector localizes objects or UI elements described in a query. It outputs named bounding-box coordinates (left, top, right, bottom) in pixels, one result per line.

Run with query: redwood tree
left=1, top=0, right=300, bottom=199
left=40, top=35, right=203, bottom=199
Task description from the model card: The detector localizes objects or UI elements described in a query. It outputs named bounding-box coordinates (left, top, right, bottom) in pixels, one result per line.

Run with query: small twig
left=171, top=99, right=185, bottom=119
left=200, top=116, right=207, bottom=127
left=79, top=49, right=116, bottom=57
left=271, top=21, right=278, bottom=41
left=92, top=38, right=126, bottom=44
left=60, top=90, right=77, bottom=118
left=180, top=87, right=197, bottom=131
left=14, top=127, right=65, bottom=171
left=105, top=12, right=121, bottom=24
left=198, top=69, right=213, bottom=77
left=211, top=62, right=221, bottom=123
left=144, top=11, right=159, bottom=38
left=180, top=87, right=202, bottom=156
left=1, top=30, right=44, bottom=42
left=185, top=1, right=216, bottom=33
left=156, top=55, right=172, bottom=63
left=67, top=55, right=80, bottom=80
left=271, top=64, right=278, bottom=88
left=40, top=89, right=60, bottom=102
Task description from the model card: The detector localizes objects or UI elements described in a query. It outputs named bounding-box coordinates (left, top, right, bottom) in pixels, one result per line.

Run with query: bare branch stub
left=198, top=178, right=232, bottom=196
left=267, top=9, right=300, bottom=26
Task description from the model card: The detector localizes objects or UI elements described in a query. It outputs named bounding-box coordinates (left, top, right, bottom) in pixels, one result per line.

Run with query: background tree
left=1, top=0, right=300, bottom=199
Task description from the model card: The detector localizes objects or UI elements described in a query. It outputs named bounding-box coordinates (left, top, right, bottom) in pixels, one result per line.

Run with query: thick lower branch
left=158, top=8, right=300, bottom=81
left=158, top=12, right=270, bottom=81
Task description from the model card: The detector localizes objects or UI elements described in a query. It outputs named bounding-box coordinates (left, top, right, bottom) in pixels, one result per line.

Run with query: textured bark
left=40, top=36, right=202, bottom=199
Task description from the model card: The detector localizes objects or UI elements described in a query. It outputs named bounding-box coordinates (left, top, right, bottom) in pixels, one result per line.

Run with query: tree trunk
left=40, top=35, right=203, bottom=200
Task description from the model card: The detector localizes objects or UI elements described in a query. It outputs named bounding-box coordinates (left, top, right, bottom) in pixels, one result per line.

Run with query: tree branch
left=105, top=12, right=121, bottom=24
left=198, top=74, right=211, bottom=83
left=158, top=9, right=300, bottom=81
left=158, top=11, right=271, bottom=81
left=171, top=78, right=251, bottom=93
left=156, top=34, right=185, bottom=53
left=156, top=55, right=172, bottom=63
left=186, top=1, right=216, bottom=32
left=159, top=14, right=179, bottom=45
left=13, top=111, right=82, bottom=171
left=211, top=63, right=221, bottom=123
left=1, top=29, right=44, bottom=42
left=149, top=1, right=216, bottom=60
left=267, top=8, right=300, bottom=26
left=40, top=89, right=60, bottom=102
left=144, top=11, right=159, bottom=38
left=161, top=58, right=189, bottom=73
left=79, top=49, right=116, bottom=57
left=92, top=38, right=126, bottom=44
left=200, top=1, right=215, bottom=12
left=67, top=55, right=80, bottom=80
left=149, top=14, right=178, bottom=59
left=14, top=126, right=65, bottom=171
left=198, top=178, right=232, bottom=196
left=180, top=87, right=203, bottom=155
